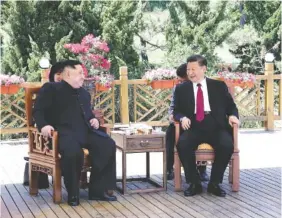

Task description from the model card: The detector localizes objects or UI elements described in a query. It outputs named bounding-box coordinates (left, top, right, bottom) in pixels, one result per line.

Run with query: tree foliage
left=164, top=1, right=240, bottom=70
left=228, top=1, right=281, bottom=73
left=1, top=1, right=142, bottom=80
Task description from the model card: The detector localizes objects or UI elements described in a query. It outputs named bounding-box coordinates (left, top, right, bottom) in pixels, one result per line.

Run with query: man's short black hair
left=49, top=61, right=65, bottom=82
left=61, top=60, right=82, bottom=70
left=176, top=63, right=187, bottom=79
left=186, top=55, right=207, bottom=67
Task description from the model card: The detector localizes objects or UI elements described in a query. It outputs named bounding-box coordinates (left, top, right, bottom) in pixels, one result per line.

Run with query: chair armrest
left=232, top=123, right=239, bottom=152
left=28, top=127, right=60, bottom=159
left=99, top=125, right=110, bottom=135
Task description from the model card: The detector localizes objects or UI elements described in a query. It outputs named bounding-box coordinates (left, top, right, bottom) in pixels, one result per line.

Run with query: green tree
left=164, top=1, right=240, bottom=70
left=228, top=1, right=281, bottom=73
left=1, top=1, right=142, bottom=80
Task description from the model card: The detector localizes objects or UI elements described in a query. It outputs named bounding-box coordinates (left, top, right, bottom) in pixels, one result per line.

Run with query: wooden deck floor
left=1, top=130, right=282, bottom=218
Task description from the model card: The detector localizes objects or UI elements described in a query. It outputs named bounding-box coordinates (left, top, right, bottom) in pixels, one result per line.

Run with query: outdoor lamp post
left=39, top=57, right=50, bottom=83
left=265, top=53, right=275, bottom=63
left=264, top=52, right=275, bottom=131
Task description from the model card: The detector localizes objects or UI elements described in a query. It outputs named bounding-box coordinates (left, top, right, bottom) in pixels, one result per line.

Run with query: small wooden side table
left=111, top=131, right=167, bottom=194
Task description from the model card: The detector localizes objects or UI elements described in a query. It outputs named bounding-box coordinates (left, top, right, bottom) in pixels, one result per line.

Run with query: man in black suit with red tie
left=173, top=55, right=239, bottom=197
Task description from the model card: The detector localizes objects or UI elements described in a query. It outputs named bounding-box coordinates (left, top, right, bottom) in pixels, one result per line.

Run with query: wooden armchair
left=23, top=84, right=108, bottom=203
left=173, top=84, right=240, bottom=192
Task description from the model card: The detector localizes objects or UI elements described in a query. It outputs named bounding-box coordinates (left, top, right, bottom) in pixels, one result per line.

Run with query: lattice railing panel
left=233, top=79, right=266, bottom=121
left=30, top=128, right=54, bottom=157
left=92, top=88, right=116, bottom=124
left=132, top=84, right=172, bottom=124
left=0, top=91, right=27, bottom=130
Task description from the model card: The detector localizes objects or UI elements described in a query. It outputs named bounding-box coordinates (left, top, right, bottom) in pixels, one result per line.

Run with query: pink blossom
left=217, top=71, right=256, bottom=86
left=0, top=74, right=25, bottom=86
left=81, top=34, right=95, bottom=46
left=95, top=74, right=114, bottom=88
left=87, top=54, right=104, bottom=63
left=64, top=44, right=89, bottom=54
left=101, top=59, right=111, bottom=70
left=64, top=33, right=111, bottom=76
left=143, top=68, right=177, bottom=82
left=98, top=42, right=110, bottom=52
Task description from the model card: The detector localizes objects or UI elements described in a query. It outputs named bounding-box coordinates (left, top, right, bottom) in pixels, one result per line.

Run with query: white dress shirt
left=193, top=78, right=211, bottom=113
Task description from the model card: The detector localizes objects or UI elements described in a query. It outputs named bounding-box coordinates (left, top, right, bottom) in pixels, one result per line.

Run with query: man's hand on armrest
left=169, top=114, right=174, bottom=123
left=90, top=118, right=99, bottom=129
left=180, top=117, right=191, bottom=130
left=41, top=125, right=54, bottom=138
left=228, top=115, right=240, bottom=127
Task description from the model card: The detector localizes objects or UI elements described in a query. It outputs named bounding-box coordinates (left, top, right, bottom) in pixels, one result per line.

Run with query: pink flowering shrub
left=143, top=68, right=177, bottom=82
left=64, top=34, right=111, bottom=76
left=0, top=74, right=25, bottom=86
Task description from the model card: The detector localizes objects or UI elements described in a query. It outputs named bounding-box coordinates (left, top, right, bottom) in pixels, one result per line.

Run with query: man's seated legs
left=87, top=133, right=117, bottom=201
left=207, top=130, right=233, bottom=197
left=176, top=130, right=203, bottom=196
left=169, top=123, right=209, bottom=181
left=59, top=136, right=84, bottom=206
left=176, top=128, right=233, bottom=197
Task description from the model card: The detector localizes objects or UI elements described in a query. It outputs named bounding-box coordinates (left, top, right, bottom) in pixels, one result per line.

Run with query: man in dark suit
left=33, top=60, right=117, bottom=206
left=173, top=55, right=239, bottom=197
left=166, top=63, right=208, bottom=181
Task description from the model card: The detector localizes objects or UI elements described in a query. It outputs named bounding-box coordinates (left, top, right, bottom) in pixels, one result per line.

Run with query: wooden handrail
left=1, top=67, right=281, bottom=135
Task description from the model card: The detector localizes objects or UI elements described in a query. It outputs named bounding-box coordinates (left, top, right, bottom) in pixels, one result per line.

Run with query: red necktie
left=196, top=83, right=204, bottom=122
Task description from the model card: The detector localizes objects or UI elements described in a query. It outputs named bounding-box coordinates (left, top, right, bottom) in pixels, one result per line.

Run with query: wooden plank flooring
left=1, top=131, right=281, bottom=218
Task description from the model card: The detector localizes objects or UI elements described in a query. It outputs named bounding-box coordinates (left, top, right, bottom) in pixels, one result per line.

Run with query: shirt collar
left=192, top=77, right=207, bottom=88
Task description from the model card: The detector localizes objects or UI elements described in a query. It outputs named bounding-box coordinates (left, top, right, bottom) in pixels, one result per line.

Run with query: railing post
left=264, top=62, right=274, bottom=131
left=41, top=69, right=49, bottom=84
left=119, top=66, right=129, bottom=124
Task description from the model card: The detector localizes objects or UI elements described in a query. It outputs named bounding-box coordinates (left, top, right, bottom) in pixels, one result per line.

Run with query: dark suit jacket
left=173, top=78, right=239, bottom=131
left=33, top=80, right=107, bottom=143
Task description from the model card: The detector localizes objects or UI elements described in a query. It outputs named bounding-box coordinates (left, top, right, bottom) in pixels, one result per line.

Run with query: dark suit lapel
left=206, top=78, right=216, bottom=112
left=186, top=81, right=195, bottom=112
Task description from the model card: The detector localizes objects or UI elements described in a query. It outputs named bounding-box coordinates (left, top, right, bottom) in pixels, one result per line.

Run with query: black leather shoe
left=199, top=170, right=209, bottom=182
left=184, top=183, right=202, bottom=196
left=89, top=193, right=117, bottom=201
left=167, top=170, right=174, bottom=180
left=68, top=196, right=80, bottom=206
left=207, top=183, right=226, bottom=197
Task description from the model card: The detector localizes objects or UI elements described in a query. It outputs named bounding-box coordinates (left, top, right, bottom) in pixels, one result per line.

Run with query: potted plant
left=143, top=68, right=178, bottom=89
left=217, top=71, right=256, bottom=88
left=64, top=34, right=112, bottom=92
left=0, top=74, right=25, bottom=95
left=93, top=74, right=114, bottom=91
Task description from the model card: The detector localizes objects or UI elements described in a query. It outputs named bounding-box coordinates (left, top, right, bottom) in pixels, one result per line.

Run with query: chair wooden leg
left=29, top=162, right=39, bottom=196
left=174, top=152, right=182, bottom=192
left=53, top=165, right=62, bottom=203
left=232, top=154, right=239, bottom=192
left=80, top=171, right=88, bottom=189
left=228, top=160, right=233, bottom=184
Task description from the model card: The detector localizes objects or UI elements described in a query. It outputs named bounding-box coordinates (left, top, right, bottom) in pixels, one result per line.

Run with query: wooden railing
left=1, top=65, right=281, bottom=136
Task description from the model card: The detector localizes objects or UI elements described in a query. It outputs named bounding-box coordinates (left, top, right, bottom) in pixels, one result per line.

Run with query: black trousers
left=59, top=132, right=116, bottom=197
left=166, top=123, right=207, bottom=173
left=176, top=115, right=233, bottom=184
